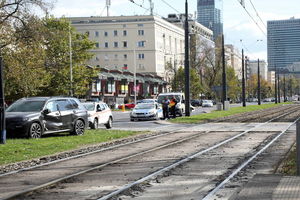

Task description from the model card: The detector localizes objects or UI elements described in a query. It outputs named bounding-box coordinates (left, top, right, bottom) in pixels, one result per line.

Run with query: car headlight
left=21, top=117, right=29, bottom=122
left=148, top=111, right=155, bottom=115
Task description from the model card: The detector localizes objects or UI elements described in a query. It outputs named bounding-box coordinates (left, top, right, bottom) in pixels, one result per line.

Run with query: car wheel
left=71, top=120, right=85, bottom=135
left=130, top=118, right=134, bottom=121
left=91, top=118, right=98, bottom=129
left=105, top=117, right=113, bottom=129
left=28, top=122, right=43, bottom=138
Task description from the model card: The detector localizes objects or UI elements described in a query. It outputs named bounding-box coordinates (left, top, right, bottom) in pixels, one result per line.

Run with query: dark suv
left=6, top=97, right=88, bottom=138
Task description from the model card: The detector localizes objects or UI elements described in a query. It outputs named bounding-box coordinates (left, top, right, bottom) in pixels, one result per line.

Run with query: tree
left=226, top=67, right=241, bottom=101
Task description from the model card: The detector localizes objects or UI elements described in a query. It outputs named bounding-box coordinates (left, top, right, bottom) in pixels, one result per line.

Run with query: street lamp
left=69, top=24, right=73, bottom=97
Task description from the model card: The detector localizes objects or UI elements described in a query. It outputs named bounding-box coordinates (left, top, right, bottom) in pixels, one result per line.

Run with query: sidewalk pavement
left=234, top=174, right=300, bottom=200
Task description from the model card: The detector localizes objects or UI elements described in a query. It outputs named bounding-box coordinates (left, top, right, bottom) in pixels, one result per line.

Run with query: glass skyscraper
left=267, top=18, right=300, bottom=71
left=197, top=0, right=223, bottom=40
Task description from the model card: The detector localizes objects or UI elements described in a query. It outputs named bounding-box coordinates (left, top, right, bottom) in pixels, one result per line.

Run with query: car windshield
left=6, top=100, right=46, bottom=112
left=203, top=100, right=212, bottom=103
left=82, top=103, right=95, bottom=111
left=135, top=104, right=155, bottom=110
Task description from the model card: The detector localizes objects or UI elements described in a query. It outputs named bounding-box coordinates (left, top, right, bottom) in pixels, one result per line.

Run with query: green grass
left=278, top=145, right=297, bottom=175
left=171, top=103, right=292, bottom=124
left=0, top=129, right=142, bottom=166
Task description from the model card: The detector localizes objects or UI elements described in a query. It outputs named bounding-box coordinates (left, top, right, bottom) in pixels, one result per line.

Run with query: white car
left=82, top=102, right=113, bottom=129
left=202, top=100, right=214, bottom=107
left=130, top=103, right=163, bottom=121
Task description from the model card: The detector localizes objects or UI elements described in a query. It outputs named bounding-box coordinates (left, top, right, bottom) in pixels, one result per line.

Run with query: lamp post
left=242, top=49, right=246, bottom=107
left=0, top=53, right=5, bottom=144
left=184, top=0, right=190, bottom=116
left=69, top=25, right=73, bottom=97
left=133, top=49, right=137, bottom=105
left=257, top=58, right=261, bottom=105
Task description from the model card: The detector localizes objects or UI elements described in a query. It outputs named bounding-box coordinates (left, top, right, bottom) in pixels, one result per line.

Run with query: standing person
left=170, top=96, right=178, bottom=118
left=162, top=97, right=170, bottom=120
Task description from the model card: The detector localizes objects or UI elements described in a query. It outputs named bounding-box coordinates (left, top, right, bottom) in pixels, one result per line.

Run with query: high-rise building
left=267, top=18, right=300, bottom=72
left=197, top=0, right=223, bottom=40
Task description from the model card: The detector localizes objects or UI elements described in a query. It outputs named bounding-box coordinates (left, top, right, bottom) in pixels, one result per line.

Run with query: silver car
left=82, top=102, right=113, bottom=129
left=130, top=103, right=163, bottom=121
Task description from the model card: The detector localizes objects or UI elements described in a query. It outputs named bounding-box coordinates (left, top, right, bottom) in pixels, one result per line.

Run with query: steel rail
left=96, top=109, right=297, bottom=200
left=2, top=130, right=210, bottom=200
left=202, top=116, right=300, bottom=200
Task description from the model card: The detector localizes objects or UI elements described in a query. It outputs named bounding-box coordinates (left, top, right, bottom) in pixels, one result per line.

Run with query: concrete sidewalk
left=234, top=174, right=300, bottom=200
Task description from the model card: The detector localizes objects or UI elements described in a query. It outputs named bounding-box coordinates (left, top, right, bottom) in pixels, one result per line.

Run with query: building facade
left=248, top=60, right=268, bottom=81
left=267, top=17, right=300, bottom=71
left=197, top=0, right=223, bottom=40
left=225, top=44, right=242, bottom=79
left=69, top=15, right=185, bottom=105
left=267, top=71, right=276, bottom=85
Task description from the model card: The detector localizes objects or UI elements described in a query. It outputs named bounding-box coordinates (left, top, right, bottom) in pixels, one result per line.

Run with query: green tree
left=226, top=67, right=241, bottom=101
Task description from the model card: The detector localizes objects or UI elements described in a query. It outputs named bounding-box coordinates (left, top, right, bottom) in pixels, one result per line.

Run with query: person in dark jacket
left=162, top=97, right=170, bottom=120
left=169, top=96, right=178, bottom=118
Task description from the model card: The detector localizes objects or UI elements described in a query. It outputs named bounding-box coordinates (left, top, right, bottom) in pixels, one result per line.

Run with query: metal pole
left=275, top=66, right=278, bottom=104
left=69, top=25, right=73, bottom=96
left=0, top=54, right=6, bottom=144
left=278, top=73, right=281, bottom=103
left=297, top=121, right=300, bottom=175
left=184, top=0, right=190, bottom=116
left=133, top=49, right=137, bottom=105
left=222, top=34, right=227, bottom=110
left=257, top=59, right=261, bottom=105
left=283, top=73, right=286, bottom=102
left=242, top=49, right=246, bottom=107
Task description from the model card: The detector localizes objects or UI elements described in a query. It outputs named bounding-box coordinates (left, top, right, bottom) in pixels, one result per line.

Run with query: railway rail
left=0, top=104, right=300, bottom=200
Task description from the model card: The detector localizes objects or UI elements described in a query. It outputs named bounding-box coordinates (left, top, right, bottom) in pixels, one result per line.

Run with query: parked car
left=118, top=103, right=135, bottom=109
left=136, top=99, right=157, bottom=104
left=82, top=102, right=113, bottom=129
left=157, top=93, right=185, bottom=116
left=5, top=97, right=88, bottom=138
left=202, top=100, right=214, bottom=107
left=130, top=103, right=163, bottom=121
left=191, top=99, right=202, bottom=107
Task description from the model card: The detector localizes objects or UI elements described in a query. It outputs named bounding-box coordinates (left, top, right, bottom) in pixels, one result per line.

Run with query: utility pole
left=257, top=59, right=261, bottom=105
left=69, top=25, right=73, bottom=97
left=242, top=49, right=246, bottom=107
left=184, top=0, right=190, bottom=116
left=133, top=49, right=137, bottom=105
left=149, top=0, right=154, bottom=15
left=278, top=72, right=281, bottom=103
left=0, top=52, right=6, bottom=144
left=106, top=0, right=111, bottom=16
left=283, top=73, right=286, bottom=102
left=275, top=66, right=278, bottom=104
left=222, top=34, right=227, bottom=110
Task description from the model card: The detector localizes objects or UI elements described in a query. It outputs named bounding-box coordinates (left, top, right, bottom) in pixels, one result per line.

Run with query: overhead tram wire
left=160, top=0, right=181, bottom=14
left=128, top=0, right=164, bottom=18
left=236, top=0, right=267, bottom=37
left=249, top=0, right=267, bottom=29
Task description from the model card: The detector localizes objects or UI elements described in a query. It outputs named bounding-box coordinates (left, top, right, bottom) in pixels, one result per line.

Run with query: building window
left=92, top=79, right=101, bottom=92
left=138, top=64, right=145, bottom=70
left=107, top=79, right=115, bottom=93
left=95, top=31, right=99, bottom=37
left=123, top=41, right=127, bottom=47
left=153, top=85, right=158, bottom=95
left=123, top=64, right=128, bottom=70
left=85, top=31, right=90, bottom=36
left=138, top=24, right=144, bottom=27
left=138, top=53, right=145, bottom=59
left=95, top=56, right=99, bottom=61
left=95, top=42, right=100, bottom=48
left=120, top=80, right=128, bottom=94
left=123, top=30, right=127, bottom=36
left=114, top=54, right=118, bottom=60
left=138, top=30, right=144, bottom=36
left=114, top=42, right=118, bottom=48
left=104, top=31, right=108, bottom=37
left=124, top=54, right=127, bottom=59
left=113, top=30, right=118, bottom=36
left=104, top=54, right=109, bottom=61
left=138, top=41, right=145, bottom=47
left=105, top=42, right=109, bottom=48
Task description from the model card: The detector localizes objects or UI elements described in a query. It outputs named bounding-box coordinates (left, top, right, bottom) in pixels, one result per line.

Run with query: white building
left=69, top=15, right=185, bottom=81
left=248, top=60, right=268, bottom=81
left=225, top=44, right=242, bottom=79
left=267, top=71, right=276, bottom=85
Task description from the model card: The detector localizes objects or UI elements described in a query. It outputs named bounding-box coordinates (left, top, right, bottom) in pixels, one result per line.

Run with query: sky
left=49, top=0, right=300, bottom=61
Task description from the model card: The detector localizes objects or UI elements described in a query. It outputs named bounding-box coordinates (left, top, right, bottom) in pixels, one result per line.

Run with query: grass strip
left=0, top=129, right=141, bottom=166
left=171, top=103, right=292, bottom=124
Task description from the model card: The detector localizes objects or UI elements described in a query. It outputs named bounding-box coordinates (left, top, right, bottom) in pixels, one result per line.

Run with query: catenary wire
left=248, top=0, right=267, bottom=29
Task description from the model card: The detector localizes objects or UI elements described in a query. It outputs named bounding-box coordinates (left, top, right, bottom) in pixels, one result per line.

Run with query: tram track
left=1, top=105, right=299, bottom=200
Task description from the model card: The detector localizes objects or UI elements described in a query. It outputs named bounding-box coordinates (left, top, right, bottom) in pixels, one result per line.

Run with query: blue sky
left=50, top=0, right=300, bottom=61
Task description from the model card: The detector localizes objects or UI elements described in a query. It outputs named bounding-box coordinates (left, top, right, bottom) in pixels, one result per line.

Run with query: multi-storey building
left=267, top=17, right=300, bottom=71
left=225, top=44, right=242, bottom=79
left=267, top=71, right=276, bottom=85
left=248, top=60, right=268, bottom=81
left=69, top=15, right=185, bottom=105
left=197, top=0, right=223, bottom=40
